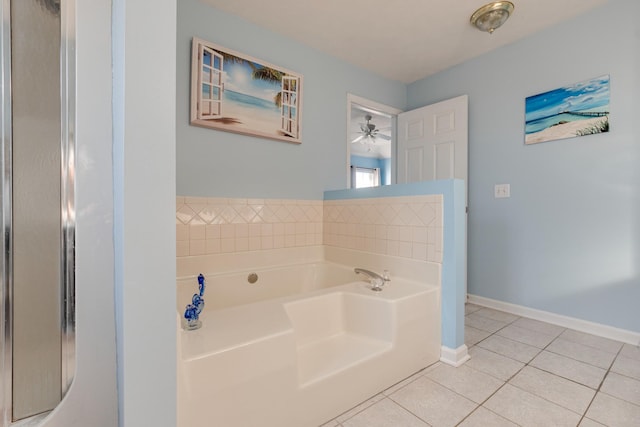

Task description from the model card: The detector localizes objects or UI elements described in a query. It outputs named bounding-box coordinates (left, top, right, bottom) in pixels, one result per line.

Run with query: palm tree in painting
left=218, top=51, right=284, bottom=107
left=252, top=66, right=283, bottom=83
left=252, top=67, right=285, bottom=107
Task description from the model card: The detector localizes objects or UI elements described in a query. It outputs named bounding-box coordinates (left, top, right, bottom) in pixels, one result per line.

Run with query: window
left=351, top=166, right=380, bottom=189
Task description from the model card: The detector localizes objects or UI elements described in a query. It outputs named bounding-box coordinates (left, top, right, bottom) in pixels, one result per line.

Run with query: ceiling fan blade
left=351, top=135, right=365, bottom=144
left=376, top=134, right=391, bottom=141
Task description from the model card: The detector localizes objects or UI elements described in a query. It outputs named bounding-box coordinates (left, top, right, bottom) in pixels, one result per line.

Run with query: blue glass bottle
left=183, top=274, right=206, bottom=330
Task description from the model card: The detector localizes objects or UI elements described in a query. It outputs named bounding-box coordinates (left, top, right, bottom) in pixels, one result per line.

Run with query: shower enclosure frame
left=0, top=0, right=76, bottom=424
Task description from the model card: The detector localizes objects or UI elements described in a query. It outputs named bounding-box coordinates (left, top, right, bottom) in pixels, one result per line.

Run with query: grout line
left=326, top=363, right=436, bottom=425
left=576, top=343, right=624, bottom=425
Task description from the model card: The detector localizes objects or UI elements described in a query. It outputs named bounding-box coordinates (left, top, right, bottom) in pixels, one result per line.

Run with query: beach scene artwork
left=190, top=38, right=302, bottom=144
left=525, top=75, right=610, bottom=145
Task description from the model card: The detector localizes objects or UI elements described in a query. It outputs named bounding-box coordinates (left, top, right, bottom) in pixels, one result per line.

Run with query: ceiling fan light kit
left=361, top=115, right=378, bottom=140
left=470, top=1, right=514, bottom=34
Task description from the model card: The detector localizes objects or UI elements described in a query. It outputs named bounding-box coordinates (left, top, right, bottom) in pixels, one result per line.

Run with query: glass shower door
left=1, top=0, right=75, bottom=423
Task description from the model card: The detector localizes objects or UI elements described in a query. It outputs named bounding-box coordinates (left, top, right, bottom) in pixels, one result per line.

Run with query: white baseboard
left=468, top=294, right=640, bottom=346
left=440, top=345, right=470, bottom=367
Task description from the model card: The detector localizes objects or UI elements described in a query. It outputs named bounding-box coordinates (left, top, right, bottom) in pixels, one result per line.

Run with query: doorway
left=346, top=94, right=402, bottom=189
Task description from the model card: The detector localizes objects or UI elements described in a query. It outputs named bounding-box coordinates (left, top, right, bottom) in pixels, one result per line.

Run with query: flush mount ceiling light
left=470, top=1, right=514, bottom=34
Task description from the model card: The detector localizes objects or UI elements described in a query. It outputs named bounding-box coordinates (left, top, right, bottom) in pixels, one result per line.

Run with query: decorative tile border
left=176, top=194, right=443, bottom=263
left=176, top=197, right=323, bottom=257
left=323, top=195, right=443, bottom=263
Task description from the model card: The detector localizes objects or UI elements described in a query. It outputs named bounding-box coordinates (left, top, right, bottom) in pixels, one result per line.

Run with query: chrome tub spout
left=354, top=268, right=390, bottom=291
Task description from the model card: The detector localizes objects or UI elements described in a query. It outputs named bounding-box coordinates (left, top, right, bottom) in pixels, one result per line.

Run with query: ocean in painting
left=525, top=111, right=608, bottom=135
left=224, top=90, right=280, bottom=115
left=525, top=75, right=610, bottom=143
left=217, top=89, right=283, bottom=135
left=224, top=90, right=280, bottom=121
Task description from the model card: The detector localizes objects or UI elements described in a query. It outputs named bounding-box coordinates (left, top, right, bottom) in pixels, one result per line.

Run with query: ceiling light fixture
left=470, top=1, right=514, bottom=34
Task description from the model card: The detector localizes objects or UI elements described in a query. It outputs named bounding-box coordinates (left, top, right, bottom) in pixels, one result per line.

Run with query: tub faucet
left=354, top=268, right=390, bottom=292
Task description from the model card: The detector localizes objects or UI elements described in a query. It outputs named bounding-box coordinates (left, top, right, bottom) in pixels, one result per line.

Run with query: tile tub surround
left=176, top=197, right=323, bottom=257
left=323, top=195, right=443, bottom=263
left=176, top=195, right=443, bottom=264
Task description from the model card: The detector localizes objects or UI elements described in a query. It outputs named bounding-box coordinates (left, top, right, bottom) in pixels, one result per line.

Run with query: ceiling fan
left=352, top=114, right=391, bottom=144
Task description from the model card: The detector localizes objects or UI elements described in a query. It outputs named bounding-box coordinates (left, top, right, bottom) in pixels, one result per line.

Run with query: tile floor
left=320, top=303, right=640, bottom=427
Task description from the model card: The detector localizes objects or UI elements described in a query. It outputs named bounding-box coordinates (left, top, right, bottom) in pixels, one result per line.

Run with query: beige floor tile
left=496, top=324, right=557, bottom=348
left=578, top=417, right=607, bottom=426
left=530, top=351, right=607, bottom=389
left=559, top=329, right=623, bottom=354
left=426, top=363, right=504, bottom=404
left=484, top=384, right=581, bottom=427
left=620, top=343, right=640, bottom=361
left=509, top=366, right=596, bottom=414
left=465, top=313, right=508, bottom=334
left=511, top=317, right=565, bottom=337
left=389, top=377, right=477, bottom=427
left=586, top=392, right=640, bottom=427
left=341, top=398, right=429, bottom=427
left=466, top=347, right=524, bottom=381
left=335, top=393, right=385, bottom=422
left=473, top=308, right=519, bottom=323
left=465, top=325, right=491, bottom=347
left=611, top=354, right=640, bottom=380
left=457, top=407, right=517, bottom=427
left=547, top=337, right=616, bottom=369
left=465, top=303, right=482, bottom=315
left=323, top=323, right=638, bottom=427
left=600, top=372, right=640, bottom=405
left=382, top=364, right=439, bottom=396
left=477, top=334, right=541, bottom=363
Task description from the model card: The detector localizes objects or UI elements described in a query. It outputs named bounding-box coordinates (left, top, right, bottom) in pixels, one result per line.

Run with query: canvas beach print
left=525, top=75, right=610, bottom=145
left=190, top=37, right=303, bottom=144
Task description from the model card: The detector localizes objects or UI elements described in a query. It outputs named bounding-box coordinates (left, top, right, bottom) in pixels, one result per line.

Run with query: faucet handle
left=370, top=277, right=384, bottom=292
left=382, top=270, right=390, bottom=281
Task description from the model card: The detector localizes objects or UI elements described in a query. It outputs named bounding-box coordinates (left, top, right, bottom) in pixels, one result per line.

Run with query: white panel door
left=397, top=94, right=468, bottom=297
left=397, top=94, right=468, bottom=195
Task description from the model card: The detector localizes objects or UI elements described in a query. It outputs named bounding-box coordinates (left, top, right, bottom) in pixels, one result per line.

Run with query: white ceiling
left=199, top=0, right=609, bottom=83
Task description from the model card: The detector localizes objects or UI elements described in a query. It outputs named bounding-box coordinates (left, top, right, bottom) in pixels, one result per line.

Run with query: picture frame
left=525, top=75, right=610, bottom=145
left=190, top=37, right=303, bottom=144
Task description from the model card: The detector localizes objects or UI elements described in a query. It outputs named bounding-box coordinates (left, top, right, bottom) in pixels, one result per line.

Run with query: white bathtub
left=177, top=246, right=441, bottom=427
left=177, top=261, right=357, bottom=311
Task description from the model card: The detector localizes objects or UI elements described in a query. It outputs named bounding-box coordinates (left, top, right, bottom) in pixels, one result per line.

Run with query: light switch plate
left=495, top=184, right=510, bottom=198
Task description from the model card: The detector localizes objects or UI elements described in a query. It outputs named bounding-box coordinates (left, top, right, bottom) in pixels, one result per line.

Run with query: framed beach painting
left=525, top=75, right=610, bottom=145
left=190, top=37, right=303, bottom=144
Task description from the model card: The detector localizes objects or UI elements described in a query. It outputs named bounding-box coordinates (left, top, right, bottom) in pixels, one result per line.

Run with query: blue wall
left=177, top=0, right=406, bottom=199
left=408, top=0, right=640, bottom=332
left=350, top=155, right=391, bottom=185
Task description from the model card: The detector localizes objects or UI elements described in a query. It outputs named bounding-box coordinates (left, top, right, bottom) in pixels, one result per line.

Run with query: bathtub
left=177, top=246, right=441, bottom=427
left=177, top=260, right=357, bottom=311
